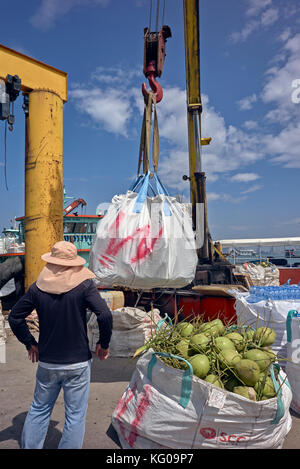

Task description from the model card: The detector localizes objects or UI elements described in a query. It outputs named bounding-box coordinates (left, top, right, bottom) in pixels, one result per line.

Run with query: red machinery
left=63, top=198, right=87, bottom=216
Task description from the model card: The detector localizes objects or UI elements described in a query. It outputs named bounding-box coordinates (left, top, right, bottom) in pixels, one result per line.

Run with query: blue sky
left=0, top=0, right=300, bottom=241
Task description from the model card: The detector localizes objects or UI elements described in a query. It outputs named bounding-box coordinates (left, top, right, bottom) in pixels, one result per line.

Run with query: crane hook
left=142, top=60, right=163, bottom=103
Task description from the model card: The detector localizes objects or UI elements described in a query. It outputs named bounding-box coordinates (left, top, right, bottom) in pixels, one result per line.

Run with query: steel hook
left=142, top=60, right=163, bottom=103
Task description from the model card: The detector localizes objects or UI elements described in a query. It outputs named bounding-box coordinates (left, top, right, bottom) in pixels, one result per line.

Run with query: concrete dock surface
left=1, top=333, right=299, bottom=450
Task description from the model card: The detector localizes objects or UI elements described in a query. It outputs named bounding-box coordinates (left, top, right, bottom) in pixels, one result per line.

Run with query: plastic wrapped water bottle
left=282, top=288, right=288, bottom=301
left=292, top=287, right=299, bottom=300
left=247, top=286, right=260, bottom=303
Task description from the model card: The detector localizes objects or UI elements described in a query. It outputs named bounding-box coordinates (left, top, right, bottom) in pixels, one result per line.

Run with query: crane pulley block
left=143, top=25, right=172, bottom=78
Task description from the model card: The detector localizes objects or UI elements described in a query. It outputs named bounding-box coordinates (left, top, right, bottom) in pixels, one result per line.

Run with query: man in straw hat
left=9, top=241, right=113, bottom=449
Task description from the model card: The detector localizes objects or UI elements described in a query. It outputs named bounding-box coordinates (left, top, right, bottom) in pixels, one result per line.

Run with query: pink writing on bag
left=98, top=210, right=164, bottom=267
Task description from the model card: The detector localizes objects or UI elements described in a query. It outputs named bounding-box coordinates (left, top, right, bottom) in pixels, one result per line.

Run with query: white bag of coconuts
left=286, top=310, right=300, bottom=415
left=112, top=318, right=292, bottom=449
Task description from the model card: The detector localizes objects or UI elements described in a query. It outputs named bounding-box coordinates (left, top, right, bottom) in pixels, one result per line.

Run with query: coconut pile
left=135, top=317, right=280, bottom=402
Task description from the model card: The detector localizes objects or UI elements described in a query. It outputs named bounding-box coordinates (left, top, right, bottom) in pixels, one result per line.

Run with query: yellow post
left=25, top=90, right=63, bottom=289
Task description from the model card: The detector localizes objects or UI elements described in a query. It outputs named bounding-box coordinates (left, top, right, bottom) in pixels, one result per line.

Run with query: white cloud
left=91, top=66, right=141, bottom=85
left=241, top=184, right=263, bottom=194
left=158, top=93, right=264, bottom=191
left=71, top=71, right=299, bottom=201
left=30, top=0, right=109, bottom=31
left=230, top=20, right=259, bottom=43
left=261, top=8, right=279, bottom=27
left=246, top=0, right=272, bottom=17
left=264, top=123, right=300, bottom=168
left=230, top=2, right=279, bottom=44
left=278, top=28, right=292, bottom=43
left=237, top=93, right=258, bottom=110
left=243, top=120, right=259, bottom=130
left=280, top=217, right=300, bottom=226
left=207, top=192, right=222, bottom=201
left=70, top=87, right=133, bottom=137
left=261, top=33, right=300, bottom=123
left=231, top=173, right=260, bottom=182
left=207, top=192, right=247, bottom=204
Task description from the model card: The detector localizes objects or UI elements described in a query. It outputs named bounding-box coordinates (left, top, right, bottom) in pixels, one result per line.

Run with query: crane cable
left=139, top=0, right=167, bottom=175
left=149, top=0, right=166, bottom=32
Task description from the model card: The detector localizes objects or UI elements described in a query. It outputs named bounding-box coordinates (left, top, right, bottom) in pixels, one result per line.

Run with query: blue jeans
left=21, top=363, right=91, bottom=449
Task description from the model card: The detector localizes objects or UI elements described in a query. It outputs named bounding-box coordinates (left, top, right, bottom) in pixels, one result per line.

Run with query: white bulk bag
left=112, top=349, right=292, bottom=449
left=286, top=310, right=300, bottom=414
left=89, top=173, right=198, bottom=289
left=234, top=295, right=300, bottom=359
left=88, top=307, right=162, bottom=357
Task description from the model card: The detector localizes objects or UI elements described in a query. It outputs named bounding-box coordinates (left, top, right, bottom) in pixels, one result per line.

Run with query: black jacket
left=8, top=279, right=113, bottom=365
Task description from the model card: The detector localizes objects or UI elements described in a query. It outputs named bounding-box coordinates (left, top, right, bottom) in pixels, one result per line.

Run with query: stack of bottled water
left=247, top=281, right=300, bottom=303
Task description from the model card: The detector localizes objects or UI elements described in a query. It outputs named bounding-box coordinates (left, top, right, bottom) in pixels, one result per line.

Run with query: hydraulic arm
left=183, top=0, right=211, bottom=263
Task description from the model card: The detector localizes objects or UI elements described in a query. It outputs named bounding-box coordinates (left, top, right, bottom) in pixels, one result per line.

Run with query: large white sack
left=111, top=349, right=292, bottom=449
left=0, top=301, right=6, bottom=364
left=286, top=310, right=300, bottom=414
left=234, top=294, right=300, bottom=359
left=89, top=175, right=198, bottom=289
left=234, top=263, right=279, bottom=286
left=88, top=307, right=162, bottom=357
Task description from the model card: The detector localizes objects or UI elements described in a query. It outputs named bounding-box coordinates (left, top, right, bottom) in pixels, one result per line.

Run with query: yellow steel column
left=25, top=90, right=63, bottom=290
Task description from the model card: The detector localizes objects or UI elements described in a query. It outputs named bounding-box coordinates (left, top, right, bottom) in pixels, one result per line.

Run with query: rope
left=137, top=91, right=159, bottom=175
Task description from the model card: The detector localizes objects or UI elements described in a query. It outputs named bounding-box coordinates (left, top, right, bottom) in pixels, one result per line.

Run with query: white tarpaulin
left=234, top=293, right=300, bottom=359
left=286, top=310, right=300, bottom=415
left=111, top=349, right=292, bottom=449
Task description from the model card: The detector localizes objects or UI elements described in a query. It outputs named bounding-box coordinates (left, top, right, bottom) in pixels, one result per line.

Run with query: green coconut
left=233, top=386, right=257, bottom=401
left=189, top=333, right=210, bottom=353
left=254, top=375, right=276, bottom=399
left=253, top=327, right=276, bottom=347
left=210, top=319, right=226, bottom=335
left=177, top=322, right=194, bottom=338
left=225, top=332, right=245, bottom=352
left=189, top=354, right=210, bottom=379
left=224, top=375, right=243, bottom=392
left=234, top=359, right=260, bottom=386
left=246, top=328, right=255, bottom=341
left=175, top=339, right=190, bottom=359
left=200, top=322, right=220, bottom=338
left=214, top=336, right=236, bottom=353
left=263, top=348, right=277, bottom=362
left=218, top=349, right=242, bottom=368
left=243, top=349, right=274, bottom=372
left=205, top=374, right=224, bottom=389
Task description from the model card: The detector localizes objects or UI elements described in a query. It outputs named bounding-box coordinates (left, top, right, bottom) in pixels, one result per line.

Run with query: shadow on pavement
left=290, top=408, right=300, bottom=419
left=90, top=355, right=137, bottom=383
left=0, top=412, right=62, bottom=449
left=106, top=423, right=121, bottom=448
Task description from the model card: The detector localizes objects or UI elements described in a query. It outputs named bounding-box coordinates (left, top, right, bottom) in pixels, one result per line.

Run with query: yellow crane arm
left=183, top=0, right=212, bottom=263
left=0, top=44, right=67, bottom=101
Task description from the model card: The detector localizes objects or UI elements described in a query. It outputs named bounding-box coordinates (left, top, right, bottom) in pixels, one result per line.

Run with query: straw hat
left=41, top=241, right=86, bottom=266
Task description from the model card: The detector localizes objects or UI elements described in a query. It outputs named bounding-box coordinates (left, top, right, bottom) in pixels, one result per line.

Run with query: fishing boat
left=0, top=188, right=104, bottom=267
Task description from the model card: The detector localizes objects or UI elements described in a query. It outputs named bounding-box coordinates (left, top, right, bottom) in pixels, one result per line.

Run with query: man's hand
left=28, top=345, right=39, bottom=363
left=96, top=344, right=109, bottom=361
